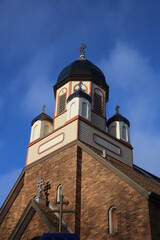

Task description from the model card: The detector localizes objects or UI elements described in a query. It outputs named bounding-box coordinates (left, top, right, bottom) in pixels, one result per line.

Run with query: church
left=0, top=45, right=160, bottom=239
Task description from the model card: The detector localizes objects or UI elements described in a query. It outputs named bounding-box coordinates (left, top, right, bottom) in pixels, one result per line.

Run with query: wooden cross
left=44, top=181, right=51, bottom=206
left=47, top=186, right=76, bottom=233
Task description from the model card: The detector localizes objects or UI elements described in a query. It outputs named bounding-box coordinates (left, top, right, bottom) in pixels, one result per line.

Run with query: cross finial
left=42, top=104, right=46, bottom=113
left=78, top=81, right=82, bottom=90
left=80, top=43, right=87, bottom=59
left=115, top=105, right=120, bottom=114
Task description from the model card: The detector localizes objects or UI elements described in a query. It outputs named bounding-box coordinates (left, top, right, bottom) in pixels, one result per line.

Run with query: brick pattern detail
left=21, top=212, right=49, bottom=239
left=80, top=150, right=152, bottom=240
left=87, top=144, right=160, bottom=195
left=0, top=144, right=160, bottom=239
left=109, top=156, right=160, bottom=195
left=0, top=180, right=25, bottom=239
left=0, top=145, right=77, bottom=239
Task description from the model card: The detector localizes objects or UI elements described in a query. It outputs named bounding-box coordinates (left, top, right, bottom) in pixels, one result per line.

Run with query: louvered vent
left=94, top=92, right=103, bottom=115
left=58, top=93, right=66, bottom=114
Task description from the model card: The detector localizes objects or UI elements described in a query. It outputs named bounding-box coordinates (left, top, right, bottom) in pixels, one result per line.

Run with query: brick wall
left=0, top=144, right=157, bottom=239
left=0, top=180, right=25, bottom=239
left=0, top=144, right=78, bottom=239
left=21, top=212, right=49, bottom=239
left=80, top=149, right=152, bottom=240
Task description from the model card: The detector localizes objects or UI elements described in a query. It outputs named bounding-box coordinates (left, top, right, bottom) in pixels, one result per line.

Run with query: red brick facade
left=1, top=142, right=160, bottom=239
left=80, top=149, right=152, bottom=239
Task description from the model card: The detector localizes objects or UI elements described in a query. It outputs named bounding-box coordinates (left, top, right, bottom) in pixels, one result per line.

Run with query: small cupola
left=66, top=81, right=92, bottom=121
left=30, top=105, right=53, bottom=142
left=107, top=106, right=130, bottom=143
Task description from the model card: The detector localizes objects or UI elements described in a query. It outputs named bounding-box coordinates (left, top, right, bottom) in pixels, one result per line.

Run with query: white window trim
left=109, top=206, right=117, bottom=235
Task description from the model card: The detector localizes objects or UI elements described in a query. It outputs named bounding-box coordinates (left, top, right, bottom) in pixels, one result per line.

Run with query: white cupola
left=66, top=81, right=91, bottom=121
left=30, top=105, right=53, bottom=143
left=107, top=106, right=130, bottom=143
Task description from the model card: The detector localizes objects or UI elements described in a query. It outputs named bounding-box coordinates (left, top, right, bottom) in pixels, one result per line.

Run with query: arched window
left=57, top=184, right=62, bottom=202
left=94, top=89, right=103, bottom=115
left=32, top=125, right=38, bottom=140
left=44, top=125, right=49, bottom=136
left=109, top=206, right=118, bottom=235
left=70, top=102, right=76, bottom=118
left=58, top=89, right=66, bottom=114
left=122, top=126, right=126, bottom=140
left=111, top=126, right=116, bottom=138
left=82, top=102, right=87, bottom=118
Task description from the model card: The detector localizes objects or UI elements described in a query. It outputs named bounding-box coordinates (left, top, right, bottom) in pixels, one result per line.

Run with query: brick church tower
left=0, top=45, right=160, bottom=240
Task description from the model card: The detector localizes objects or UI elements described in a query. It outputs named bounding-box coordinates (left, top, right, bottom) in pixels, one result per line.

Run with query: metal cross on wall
left=47, top=185, right=76, bottom=233
left=44, top=181, right=51, bottom=206
left=37, top=176, right=44, bottom=197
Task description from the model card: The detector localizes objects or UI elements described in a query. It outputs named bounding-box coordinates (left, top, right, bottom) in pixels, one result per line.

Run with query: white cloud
left=101, top=42, right=155, bottom=89
left=7, top=46, right=56, bottom=117
left=100, top=41, right=160, bottom=176
left=23, top=77, right=54, bottom=116
left=0, top=168, right=22, bottom=207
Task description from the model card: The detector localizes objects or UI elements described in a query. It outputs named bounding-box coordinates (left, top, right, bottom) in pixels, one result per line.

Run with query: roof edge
left=8, top=199, right=56, bottom=239
left=107, top=113, right=130, bottom=127
left=31, top=112, right=53, bottom=126
left=133, top=164, right=160, bottom=183
left=25, top=140, right=144, bottom=198
left=77, top=140, right=150, bottom=199
left=0, top=169, right=25, bottom=224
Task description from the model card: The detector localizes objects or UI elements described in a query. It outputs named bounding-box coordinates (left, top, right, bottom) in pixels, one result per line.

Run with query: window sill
left=109, top=231, right=118, bottom=236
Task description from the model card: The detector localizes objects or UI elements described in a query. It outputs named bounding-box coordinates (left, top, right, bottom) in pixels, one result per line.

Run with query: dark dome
left=31, top=113, right=53, bottom=126
left=57, top=59, right=106, bottom=86
left=67, top=89, right=92, bottom=104
left=107, top=113, right=130, bottom=127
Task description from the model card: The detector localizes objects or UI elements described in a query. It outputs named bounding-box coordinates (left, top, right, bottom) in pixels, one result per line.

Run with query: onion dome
left=54, top=44, right=109, bottom=101
left=107, top=106, right=130, bottom=127
left=107, top=106, right=130, bottom=143
left=31, top=105, right=53, bottom=126
left=57, top=59, right=106, bottom=86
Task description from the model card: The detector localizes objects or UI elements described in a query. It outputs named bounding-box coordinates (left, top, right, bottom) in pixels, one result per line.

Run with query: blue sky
left=0, top=0, right=160, bottom=207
